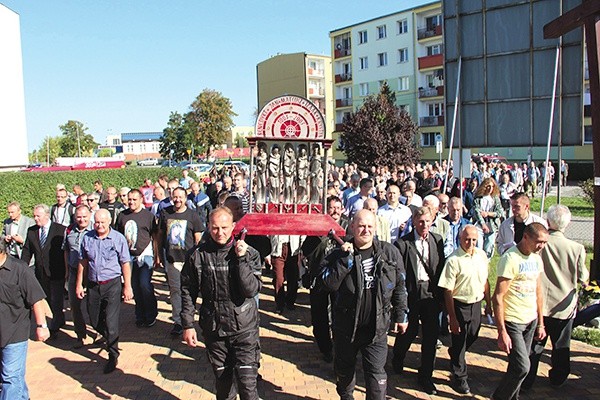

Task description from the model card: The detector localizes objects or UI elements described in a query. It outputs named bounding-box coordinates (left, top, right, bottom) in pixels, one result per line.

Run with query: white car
left=138, top=158, right=158, bottom=166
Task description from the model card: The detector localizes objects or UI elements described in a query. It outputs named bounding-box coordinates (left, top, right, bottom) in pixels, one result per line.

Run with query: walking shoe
left=146, top=319, right=157, bottom=327
left=103, top=357, right=118, bottom=374
left=170, top=323, right=183, bottom=336
left=418, top=378, right=437, bottom=395
left=436, top=339, right=443, bottom=349
left=73, top=338, right=85, bottom=349
left=451, top=379, right=471, bottom=394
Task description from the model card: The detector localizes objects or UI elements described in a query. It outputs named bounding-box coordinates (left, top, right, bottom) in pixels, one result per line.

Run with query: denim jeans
left=131, top=255, right=158, bottom=324
left=492, top=319, right=537, bottom=400
left=68, top=267, right=87, bottom=339
left=0, top=340, right=29, bottom=400
left=165, top=260, right=183, bottom=325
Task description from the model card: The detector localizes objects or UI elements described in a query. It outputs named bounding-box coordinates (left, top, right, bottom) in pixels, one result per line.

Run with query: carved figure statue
left=282, top=144, right=296, bottom=203
left=268, top=146, right=281, bottom=203
left=255, top=144, right=268, bottom=203
left=309, top=144, right=323, bottom=203
left=296, top=145, right=309, bottom=200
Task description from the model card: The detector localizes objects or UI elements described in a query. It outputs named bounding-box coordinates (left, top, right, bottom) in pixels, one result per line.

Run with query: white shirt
left=415, top=236, right=430, bottom=281
left=377, top=203, right=412, bottom=242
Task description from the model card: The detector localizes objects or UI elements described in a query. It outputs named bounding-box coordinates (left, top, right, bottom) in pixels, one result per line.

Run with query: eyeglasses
left=87, top=199, right=97, bottom=202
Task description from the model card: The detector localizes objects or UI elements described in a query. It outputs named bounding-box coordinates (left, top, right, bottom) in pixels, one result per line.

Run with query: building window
left=584, top=125, right=593, bottom=143
left=377, top=52, right=388, bottom=67
left=397, top=19, right=408, bottom=34
left=359, top=56, right=368, bottom=70
left=359, top=83, right=369, bottom=97
left=428, top=103, right=444, bottom=116
left=421, top=132, right=437, bottom=147
left=427, top=44, right=443, bottom=56
left=343, top=86, right=352, bottom=100
left=399, top=76, right=409, bottom=91
left=426, top=15, right=443, bottom=30
left=358, top=30, right=368, bottom=44
left=377, top=25, right=387, bottom=39
left=398, top=48, right=409, bottom=63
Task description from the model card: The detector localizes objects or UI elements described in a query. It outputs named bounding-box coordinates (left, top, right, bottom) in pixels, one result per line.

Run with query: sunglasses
left=87, top=199, right=97, bottom=202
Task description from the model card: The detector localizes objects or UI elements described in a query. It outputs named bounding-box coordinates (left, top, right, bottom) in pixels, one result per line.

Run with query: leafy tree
left=187, top=88, right=237, bottom=158
left=58, top=120, right=98, bottom=157
left=37, top=136, right=62, bottom=165
left=340, top=82, right=420, bottom=170
left=160, top=111, right=193, bottom=161
left=97, top=148, right=114, bottom=157
left=234, top=132, right=249, bottom=148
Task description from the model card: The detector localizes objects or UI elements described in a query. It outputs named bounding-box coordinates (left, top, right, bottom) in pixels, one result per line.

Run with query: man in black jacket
left=181, top=207, right=262, bottom=400
left=392, top=206, right=445, bottom=395
left=322, top=209, right=408, bottom=400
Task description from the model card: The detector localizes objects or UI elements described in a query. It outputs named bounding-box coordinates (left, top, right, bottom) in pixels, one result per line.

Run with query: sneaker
left=418, top=378, right=437, bottom=395
left=170, top=323, right=183, bottom=336
left=146, top=319, right=157, bottom=327
left=451, top=379, right=471, bottom=394
left=436, top=339, right=443, bottom=349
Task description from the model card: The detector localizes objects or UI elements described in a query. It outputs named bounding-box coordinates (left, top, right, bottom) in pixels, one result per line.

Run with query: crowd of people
left=0, top=156, right=592, bottom=399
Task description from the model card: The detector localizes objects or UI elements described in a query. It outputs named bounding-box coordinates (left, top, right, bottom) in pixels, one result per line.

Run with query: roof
left=121, top=132, right=163, bottom=142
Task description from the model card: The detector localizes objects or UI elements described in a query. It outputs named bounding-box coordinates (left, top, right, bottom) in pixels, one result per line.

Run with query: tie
left=40, top=226, right=47, bottom=248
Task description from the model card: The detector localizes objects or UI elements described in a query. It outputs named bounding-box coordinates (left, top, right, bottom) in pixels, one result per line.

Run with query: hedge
left=0, top=167, right=182, bottom=221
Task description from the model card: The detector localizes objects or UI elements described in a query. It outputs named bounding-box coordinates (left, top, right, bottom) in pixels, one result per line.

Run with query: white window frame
left=359, top=83, right=369, bottom=97
left=359, top=56, right=369, bottom=70
left=398, top=48, right=409, bottom=63
left=358, top=30, right=368, bottom=44
left=427, top=44, right=443, bottom=56
left=377, top=52, right=388, bottom=67
left=397, top=19, right=408, bottom=34
left=398, top=76, right=409, bottom=91
left=428, top=102, right=444, bottom=116
left=377, top=25, right=387, bottom=39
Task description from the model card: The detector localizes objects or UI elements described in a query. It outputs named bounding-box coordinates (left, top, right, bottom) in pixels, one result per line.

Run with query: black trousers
left=310, top=289, right=335, bottom=355
left=87, top=277, right=121, bottom=359
left=393, top=297, right=440, bottom=379
left=205, top=328, right=260, bottom=400
left=523, top=316, right=573, bottom=388
left=449, top=300, right=482, bottom=381
left=334, top=328, right=388, bottom=400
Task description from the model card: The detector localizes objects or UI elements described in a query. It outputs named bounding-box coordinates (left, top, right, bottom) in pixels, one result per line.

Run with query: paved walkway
left=26, top=269, right=599, bottom=400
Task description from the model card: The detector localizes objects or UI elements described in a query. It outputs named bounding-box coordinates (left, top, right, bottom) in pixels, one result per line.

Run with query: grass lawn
left=529, top=196, right=594, bottom=218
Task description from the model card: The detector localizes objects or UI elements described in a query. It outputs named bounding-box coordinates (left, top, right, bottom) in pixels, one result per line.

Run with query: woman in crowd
left=472, top=177, right=504, bottom=257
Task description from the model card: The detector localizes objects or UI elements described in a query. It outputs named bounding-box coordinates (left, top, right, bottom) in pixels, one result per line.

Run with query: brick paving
left=26, top=269, right=599, bottom=399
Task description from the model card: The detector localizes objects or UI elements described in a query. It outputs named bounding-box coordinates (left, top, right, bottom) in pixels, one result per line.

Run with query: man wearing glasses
left=86, top=193, right=101, bottom=223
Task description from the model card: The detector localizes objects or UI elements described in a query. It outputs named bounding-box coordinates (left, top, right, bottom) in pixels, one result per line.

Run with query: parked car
left=138, top=158, right=158, bottom=166
left=220, top=160, right=249, bottom=172
left=188, top=163, right=215, bottom=182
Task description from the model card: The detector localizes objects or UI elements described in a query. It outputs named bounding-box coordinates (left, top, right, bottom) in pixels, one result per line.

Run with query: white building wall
left=0, top=5, right=29, bottom=168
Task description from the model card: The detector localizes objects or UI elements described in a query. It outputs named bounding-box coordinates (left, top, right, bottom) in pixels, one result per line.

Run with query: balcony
left=308, top=87, right=325, bottom=97
left=419, top=115, right=444, bottom=126
left=417, top=24, right=443, bottom=40
left=418, top=86, right=444, bottom=98
left=334, top=73, right=352, bottom=83
left=335, top=123, right=344, bottom=131
left=418, top=54, right=443, bottom=70
left=336, top=98, right=352, bottom=108
left=334, top=48, right=352, bottom=59
left=308, top=67, right=325, bottom=77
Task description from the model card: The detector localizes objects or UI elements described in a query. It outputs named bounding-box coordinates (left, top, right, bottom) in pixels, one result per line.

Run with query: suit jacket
left=394, top=230, right=445, bottom=304
left=21, top=222, right=66, bottom=281
left=2, top=215, right=35, bottom=258
left=541, top=230, right=589, bottom=319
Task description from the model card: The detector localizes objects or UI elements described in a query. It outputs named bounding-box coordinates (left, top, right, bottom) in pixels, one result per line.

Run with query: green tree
left=37, top=136, right=62, bottom=165
left=187, top=88, right=237, bottom=157
left=58, top=120, right=98, bottom=157
left=97, top=148, right=114, bottom=157
left=160, top=111, right=193, bottom=161
left=340, top=82, right=421, bottom=170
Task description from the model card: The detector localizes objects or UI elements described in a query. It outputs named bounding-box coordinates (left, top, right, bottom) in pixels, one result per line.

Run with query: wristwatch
left=36, top=323, right=48, bottom=329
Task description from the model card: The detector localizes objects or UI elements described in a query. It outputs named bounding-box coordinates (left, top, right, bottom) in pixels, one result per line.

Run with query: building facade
left=256, top=52, right=334, bottom=142
left=0, top=4, right=29, bottom=169
left=330, top=1, right=444, bottom=163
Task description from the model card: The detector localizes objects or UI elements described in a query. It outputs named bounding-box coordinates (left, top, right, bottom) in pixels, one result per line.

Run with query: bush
left=579, top=178, right=594, bottom=203
left=0, top=167, right=181, bottom=221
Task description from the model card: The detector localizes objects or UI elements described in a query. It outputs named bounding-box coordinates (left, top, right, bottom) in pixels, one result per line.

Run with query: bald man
left=438, top=226, right=491, bottom=394
left=322, top=209, right=408, bottom=399
left=76, top=208, right=132, bottom=374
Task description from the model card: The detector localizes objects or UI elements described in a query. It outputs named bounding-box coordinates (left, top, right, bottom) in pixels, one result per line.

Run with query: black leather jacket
left=321, top=239, right=408, bottom=342
left=180, top=236, right=262, bottom=337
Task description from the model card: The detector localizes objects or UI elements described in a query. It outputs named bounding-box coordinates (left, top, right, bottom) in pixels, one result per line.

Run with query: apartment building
left=330, top=1, right=444, bottom=162
left=256, top=52, right=334, bottom=138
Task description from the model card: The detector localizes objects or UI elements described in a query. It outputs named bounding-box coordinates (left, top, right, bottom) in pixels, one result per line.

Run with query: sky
left=2, top=0, right=432, bottom=151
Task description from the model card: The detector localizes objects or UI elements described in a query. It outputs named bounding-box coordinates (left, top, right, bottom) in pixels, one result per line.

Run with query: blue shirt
left=80, top=228, right=131, bottom=283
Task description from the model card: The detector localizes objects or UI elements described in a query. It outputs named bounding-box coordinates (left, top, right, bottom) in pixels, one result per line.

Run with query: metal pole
left=443, top=57, right=462, bottom=193
left=76, top=123, right=81, bottom=158
left=540, top=46, right=560, bottom=217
